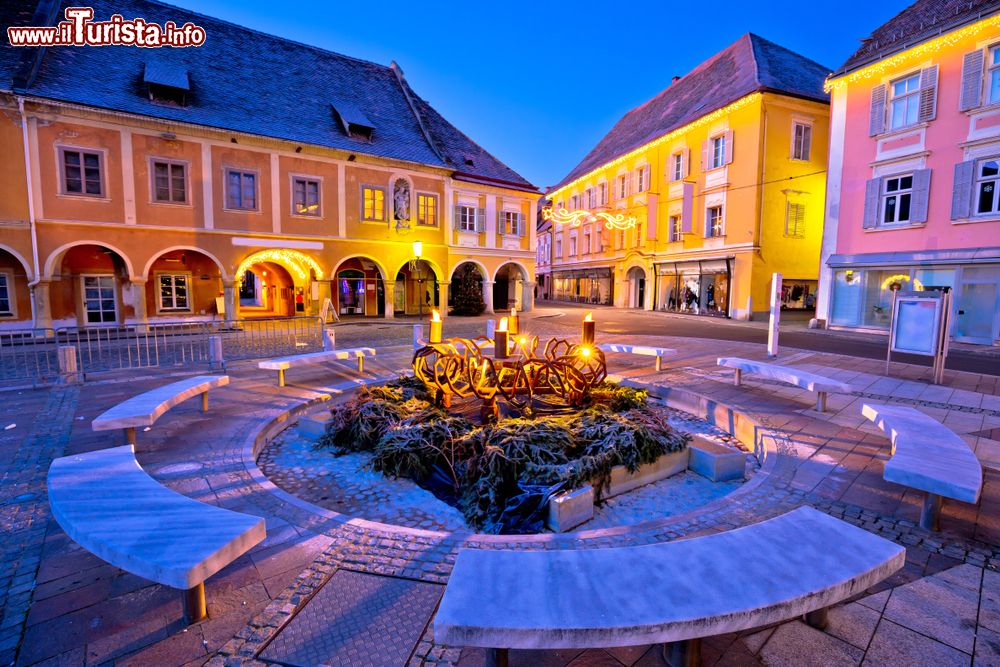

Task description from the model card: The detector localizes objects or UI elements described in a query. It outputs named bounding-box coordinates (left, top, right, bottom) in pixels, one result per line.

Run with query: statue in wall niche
left=393, top=178, right=411, bottom=229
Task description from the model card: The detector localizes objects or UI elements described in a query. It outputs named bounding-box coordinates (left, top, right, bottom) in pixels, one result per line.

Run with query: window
left=158, top=274, right=190, bottom=312
left=501, top=210, right=522, bottom=235
left=785, top=202, right=806, bottom=237
left=60, top=148, right=103, bottom=196
left=989, top=46, right=1000, bottom=105
left=569, top=195, right=578, bottom=209
left=792, top=123, right=812, bottom=161
left=554, top=237, right=562, bottom=258
left=226, top=169, right=257, bottom=210
left=458, top=205, right=477, bottom=232
left=976, top=159, right=1000, bottom=215
left=598, top=182, right=607, bottom=205
left=82, top=275, right=116, bottom=324
left=670, top=153, right=684, bottom=181
left=668, top=215, right=682, bottom=242
left=361, top=185, right=385, bottom=221
left=889, top=74, right=921, bottom=130
left=711, top=135, right=726, bottom=169
left=291, top=177, right=320, bottom=216
left=417, top=193, right=438, bottom=226
left=0, top=274, right=11, bottom=316
left=152, top=159, right=186, bottom=203
left=587, top=188, right=596, bottom=208
left=635, top=166, right=647, bottom=192
left=582, top=229, right=591, bottom=254
left=569, top=236, right=577, bottom=256
left=616, top=174, right=629, bottom=199
left=706, top=206, right=724, bottom=237
left=882, top=174, right=913, bottom=224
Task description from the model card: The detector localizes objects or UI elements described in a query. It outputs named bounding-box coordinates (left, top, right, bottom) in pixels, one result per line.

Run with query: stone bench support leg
left=733, top=368, right=742, bottom=386
left=921, top=493, right=942, bottom=531
left=485, top=648, right=508, bottom=667
left=277, top=369, right=286, bottom=388
left=357, top=356, right=364, bottom=373
left=124, top=427, right=136, bottom=446
left=655, top=355, right=663, bottom=372
left=662, top=638, right=701, bottom=667
left=201, top=391, right=209, bottom=413
left=816, top=391, right=827, bottom=413
left=184, top=583, right=206, bottom=624
left=805, top=606, right=829, bottom=630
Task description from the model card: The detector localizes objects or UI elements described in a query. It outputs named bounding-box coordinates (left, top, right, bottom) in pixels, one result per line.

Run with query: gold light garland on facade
left=547, top=93, right=761, bottom=200
left=541, top=207, right=638, bottom=230
left=880, top=274, right=924, bottom=291
left=825, top=14, right=1000, bottom=91
left=235, top=249, right=325, bottom=282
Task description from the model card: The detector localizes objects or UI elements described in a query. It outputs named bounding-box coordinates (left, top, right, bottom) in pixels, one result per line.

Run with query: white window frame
left=636, top=165, right=648, bottom=192
left=582, top=227, right=591, bottom=255
left=975, top=157, right=1000, bottom=216
left=569, top=235, right=577, bottom=257
left=58, top=145, right=106, bottom=198
left=881, top=173, right=914, bottom=225
left=80, top=274, right=117, bottom=325
left=711, top=135, right=726, bottom=170
left=417, top=192, right=438, bottom=227
left=458, top=205, right=477, bottom=232
left=156, top=272, right=192, bottom=313
left=668, top=215, right=682, bottom=242
left=224, top=167, right=259, bottom=211
left=501, top=210, right=520, bottom=235
left=670, top=153, right=684, bottom=182
left=791, top=122, right=812, bottom=161
left=569, top=195, right=578, bottom=209
left=888, top=73, right=921, bottom=131
left=785, top=201, right=806, bottom=237
left=290, top=175, right=322, bottom=217
left=988, top=45, right=1000, bottom=105
left=598, top=182, right=608, bottom=205
left=554, top=236, right=562, bottom=259
left=361, top=184, right=386, bottom=222
left=150, top=157, right=189, bottom=204
left=617, top=174, right=628, bottom=199
left=706, top=206, right=724, bottom=237
left=0, top=271, right=14, bottom=317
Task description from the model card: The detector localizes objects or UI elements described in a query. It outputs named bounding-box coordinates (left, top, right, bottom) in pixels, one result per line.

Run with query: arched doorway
left=235, top=250, right=325, bottom=319
left=333, top=257, right=385, bottom=317
left=0, top=247, right=32, bottom=326
left=395, top=259, right=438, bottom=316
left=46, top=243, right=133, bottom=326
left=450, top=261, right=486, bottom=315
left=144, top=248, right=226, bottom=320
left=627, top=266, right=646, bottom=309
left=494, top=262, right=527, bottom=311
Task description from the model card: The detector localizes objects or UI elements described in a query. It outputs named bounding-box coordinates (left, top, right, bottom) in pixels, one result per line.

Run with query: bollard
left=413, top=324, right=422, bottom=349
left=57, top=345, right=80, bottom=384
left=486, top=318, right=496, bottom=340
left=324, top=328, right=336, bottom=351
left=767, top=273, right=782, bottom=359
left=208, top=335, right=224, bottom=369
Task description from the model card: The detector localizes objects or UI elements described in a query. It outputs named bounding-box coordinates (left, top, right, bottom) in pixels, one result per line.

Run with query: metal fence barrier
left=0, top=316, right=324, bottom=384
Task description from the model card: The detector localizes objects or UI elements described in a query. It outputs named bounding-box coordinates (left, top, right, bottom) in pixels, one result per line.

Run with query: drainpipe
left=17, top=96, right=40, bottom=287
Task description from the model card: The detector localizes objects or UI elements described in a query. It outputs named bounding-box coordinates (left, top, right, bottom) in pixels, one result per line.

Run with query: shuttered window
left=975, top=158, right=1000, bottom=215
left=961, top=50, right=986, bottom=111
left=711, top=135, right=726, bottom=169
left=616, top=174, right=629, bottom=199
left=457, top=205, right=477, bottom=232
left=863, top=170, right=931, bottom=229
left=989, top=46, right=1000, bottom=105
left=785, top=202, right=806, bottom=237
left=598, top=182, right=608, bottom=205
left=889, top=74, right=921, bottom=130
left=882, top=174, right=913, bottom=224
left=500, top=210, right=525, bottom=236
left=671, top=153, right=684, bottom=181
left=668, top=215, right=682, bottom=242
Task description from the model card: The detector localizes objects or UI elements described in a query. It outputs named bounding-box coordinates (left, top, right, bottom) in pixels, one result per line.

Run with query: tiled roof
left=0, top=1, right=40, bottom=91
left=551, top=33, right=830, bottom=192
left=834, top=0, right=1000, bottom=77
left=2, top=0, right=536, bottom=191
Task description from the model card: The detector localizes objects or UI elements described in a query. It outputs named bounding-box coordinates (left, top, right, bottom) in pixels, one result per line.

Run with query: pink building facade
left=817, top=2, right=1000, bottom=345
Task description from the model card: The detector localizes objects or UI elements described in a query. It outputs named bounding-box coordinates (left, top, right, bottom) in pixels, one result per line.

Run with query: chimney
left=672, top=75, right=681, bottom=84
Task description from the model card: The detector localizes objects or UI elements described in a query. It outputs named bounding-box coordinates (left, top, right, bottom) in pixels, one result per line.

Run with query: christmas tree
left=451, top=264, right=486, bottom=316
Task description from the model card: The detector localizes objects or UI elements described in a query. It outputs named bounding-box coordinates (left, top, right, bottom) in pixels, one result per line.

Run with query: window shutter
left=682, top=147, right=690, bottom=177
left=869, top=85, right=887, bottom=136
left=680, top=182, right=694, bottom=233
left=454, top=207, right=462, bottom=228
left=497, top=209, right=503, bottom=233
left=476, top=207, right=486, bottom=232
left=951, top=160, right=976, bottom=220
left=701, top=140, right=709, bottom=170
left=862, top=177, right=882, bottom=229
left=723, top=130, right=734, bottom=165
left=519, top=213, right=526, bottom=236
left=909, top=169, right=932, bottom=223
left=960, top=50, right=985, bottom=112
left=918, top=66, right=939, bottom=122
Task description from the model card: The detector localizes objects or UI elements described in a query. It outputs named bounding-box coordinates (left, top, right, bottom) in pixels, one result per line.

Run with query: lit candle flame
left=431, top=309, right=440, bottom=322
left=584, top=312, right=593, bottom=322
left=510, top=307, right=517, bottom=317
left=498, top=316, right=508, bottom=332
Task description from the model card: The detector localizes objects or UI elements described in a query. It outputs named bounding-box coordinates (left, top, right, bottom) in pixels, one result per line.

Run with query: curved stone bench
left=434, top=506, right=903, bottom=666
left=862, top=403, right=983, bottom=530
left=48, top=445, right=266, bottom=623
left=259, top=348, right=375, bottom=387
left=598, top=343, right=676, bottom=371
left=91, top=375, right=229, bottom=445
left=717, top=357, right=852, bottom=412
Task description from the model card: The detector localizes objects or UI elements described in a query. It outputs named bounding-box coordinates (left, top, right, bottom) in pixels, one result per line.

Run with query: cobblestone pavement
left=3, top=323, right=1000, bottom=666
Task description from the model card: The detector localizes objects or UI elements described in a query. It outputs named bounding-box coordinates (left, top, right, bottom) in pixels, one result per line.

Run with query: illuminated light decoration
left=547, top=93, right=761, bottom=200
left=825, top=14, right=1000, bottom=91
left=880, top=274, right=925, bottom=292
left=542, top=207, right=638, bottom=230
left=236, top=249, right=324, bottom=282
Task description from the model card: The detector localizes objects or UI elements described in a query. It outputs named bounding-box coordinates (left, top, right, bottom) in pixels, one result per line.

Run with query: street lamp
left=411, top=241, right=423, bottom=320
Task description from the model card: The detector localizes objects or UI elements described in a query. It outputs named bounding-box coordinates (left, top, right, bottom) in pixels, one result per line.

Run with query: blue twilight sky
left=169, top=0, right=912, bottom=191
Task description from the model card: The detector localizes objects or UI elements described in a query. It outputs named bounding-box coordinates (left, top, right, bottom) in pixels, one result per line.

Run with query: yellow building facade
left=0, top=3, right=537, bottom=331
left=545, top=35, right=829, bottom=320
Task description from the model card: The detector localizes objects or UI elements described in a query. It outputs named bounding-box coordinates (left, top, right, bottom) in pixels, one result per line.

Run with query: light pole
left=411, top=240, right=423, bottom=320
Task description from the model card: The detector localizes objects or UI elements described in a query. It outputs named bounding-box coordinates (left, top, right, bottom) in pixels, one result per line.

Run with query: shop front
left=551, top=267, right=614, bottom=306
left=655, top=258, right=732, bottom=317
left=826, top=249, right=1000, bottom=345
